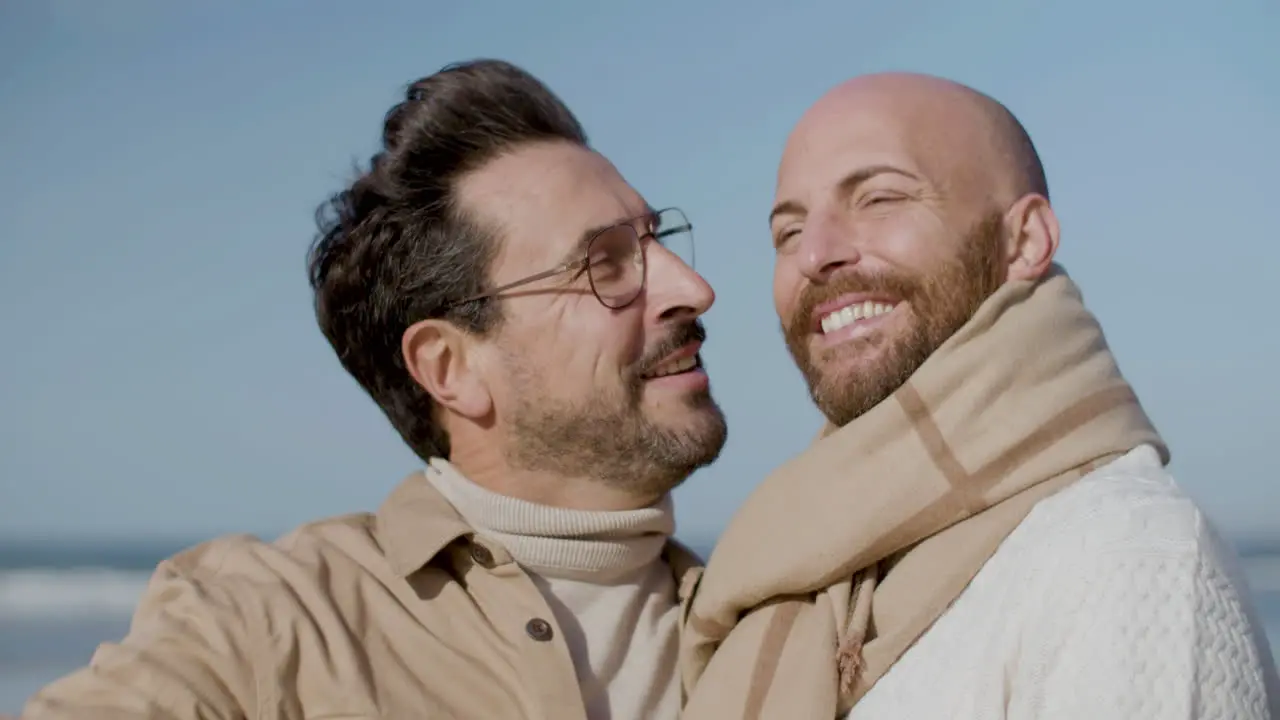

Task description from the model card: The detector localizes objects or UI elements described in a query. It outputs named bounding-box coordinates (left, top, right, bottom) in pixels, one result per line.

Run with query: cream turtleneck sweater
left=424, top=459, right=683, bottom=720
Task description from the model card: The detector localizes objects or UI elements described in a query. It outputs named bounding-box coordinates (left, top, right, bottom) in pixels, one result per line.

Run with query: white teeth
left=647, top=355, right=697, bottom=378
left=820, top=302, right=895, bottom=334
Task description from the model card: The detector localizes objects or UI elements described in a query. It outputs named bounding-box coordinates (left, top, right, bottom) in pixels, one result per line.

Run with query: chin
left=655, top=400, right=728, bottom=446
left=668, top=391, right=722, bottom=421
left=690, top=402, right=728, bottom=430
left=813, top=343, right=882, bottom=382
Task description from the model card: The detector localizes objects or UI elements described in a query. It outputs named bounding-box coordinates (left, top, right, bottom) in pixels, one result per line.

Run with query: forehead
left=777, top=116, right=923, bottom=197
left=457, top=141, right=648, bottom=274
left=775, top=92, right=982, bottom=206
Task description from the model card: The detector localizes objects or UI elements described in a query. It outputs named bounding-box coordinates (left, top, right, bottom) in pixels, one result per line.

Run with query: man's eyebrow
left=558, top=207, right=656, bottom=265
left=768, top=199, right=806, bottom=228
left=768, top=165, right=921, bottom=225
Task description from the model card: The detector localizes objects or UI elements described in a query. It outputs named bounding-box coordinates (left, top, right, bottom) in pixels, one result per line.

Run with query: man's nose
left=646, top=242, right=715, bottom=321
left=795, top=214, right=861, bottom=282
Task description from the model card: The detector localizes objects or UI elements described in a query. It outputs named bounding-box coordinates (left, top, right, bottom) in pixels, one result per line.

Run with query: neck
left=447, top=437, right=664, bottom=511
left=424, top=457, right=675, bottom=581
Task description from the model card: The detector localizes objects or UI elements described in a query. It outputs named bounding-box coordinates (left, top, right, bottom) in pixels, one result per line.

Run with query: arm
left=20, top=544, right=261, bottom=720
left=1027, top=514, right=1279, bottom=720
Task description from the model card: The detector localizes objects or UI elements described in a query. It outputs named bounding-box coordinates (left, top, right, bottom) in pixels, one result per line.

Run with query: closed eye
left=774, top=228, right=800, bottom=250
left=862, top=193, right=904, bottom=206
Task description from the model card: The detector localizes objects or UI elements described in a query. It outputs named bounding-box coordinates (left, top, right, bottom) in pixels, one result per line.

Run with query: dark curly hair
left=307, top=59, right=589, bottom=461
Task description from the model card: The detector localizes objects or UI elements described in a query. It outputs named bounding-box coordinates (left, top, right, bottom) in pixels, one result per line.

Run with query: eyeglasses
left=454, top=207, right=694, bottom=310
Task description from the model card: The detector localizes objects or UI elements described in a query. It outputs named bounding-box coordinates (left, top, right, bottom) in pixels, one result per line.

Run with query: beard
left=783, top=210, right=1008, bottom=427
left=502, top=319, right=728, bottom=498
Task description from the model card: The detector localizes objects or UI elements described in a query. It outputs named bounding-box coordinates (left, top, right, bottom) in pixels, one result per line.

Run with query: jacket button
left=470, top=543, right=494, bottom=568
left=525, top=618, right=554, bottom=642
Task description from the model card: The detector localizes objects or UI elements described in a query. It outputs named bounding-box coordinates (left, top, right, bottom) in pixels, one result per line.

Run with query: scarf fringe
left=837, top=565, right=879, bottom=695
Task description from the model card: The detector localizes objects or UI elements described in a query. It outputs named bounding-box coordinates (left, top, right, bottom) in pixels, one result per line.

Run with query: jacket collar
left=376, top=471, right=473, bottom=577
left=376, top=469, right=707, bottom=583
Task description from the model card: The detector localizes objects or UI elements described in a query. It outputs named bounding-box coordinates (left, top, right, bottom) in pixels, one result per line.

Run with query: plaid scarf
left=678, top=266, right=1167, bottom=719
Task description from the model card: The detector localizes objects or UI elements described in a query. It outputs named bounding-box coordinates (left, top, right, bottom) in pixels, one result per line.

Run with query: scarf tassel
left=837, top=565, right=878, bottom=696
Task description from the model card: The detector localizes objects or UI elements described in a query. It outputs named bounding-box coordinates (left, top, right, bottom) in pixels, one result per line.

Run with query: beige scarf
left=678, top=265, right=1168, bottom=719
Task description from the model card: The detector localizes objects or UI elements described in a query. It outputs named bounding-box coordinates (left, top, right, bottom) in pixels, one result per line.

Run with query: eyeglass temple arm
left=453, top=220, right=689, bottom=305
left=455, top=257, right=587, bottom=305
left=655, top=222, right=692, bottom=240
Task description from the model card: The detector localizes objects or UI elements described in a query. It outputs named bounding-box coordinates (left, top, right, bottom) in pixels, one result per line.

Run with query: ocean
left=2, top=537, right=1278, bottom=714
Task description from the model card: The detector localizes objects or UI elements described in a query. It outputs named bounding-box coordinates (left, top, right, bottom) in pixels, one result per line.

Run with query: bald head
left=771, top=71, right=1061, bottom=426
left=784, top=72, right=1046, bottom=209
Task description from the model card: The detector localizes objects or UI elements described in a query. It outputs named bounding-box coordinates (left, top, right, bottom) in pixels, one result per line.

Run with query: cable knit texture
left=845, top=445, right=1280, bottom=720
left=425, top=459, right=682, bottom=720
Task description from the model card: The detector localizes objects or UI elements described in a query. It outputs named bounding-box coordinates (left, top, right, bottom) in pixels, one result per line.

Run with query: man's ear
left=1002, top=193, right=1060, bottom=282
left=401, top=319, right=493, bottom=421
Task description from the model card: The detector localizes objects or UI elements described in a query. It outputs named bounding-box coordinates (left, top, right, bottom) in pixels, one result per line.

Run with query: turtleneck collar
left=423, top=458, right=675, bottom=582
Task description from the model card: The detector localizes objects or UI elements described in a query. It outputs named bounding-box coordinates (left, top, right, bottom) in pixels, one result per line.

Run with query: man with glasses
left=22, top=59, right=726, bottom=720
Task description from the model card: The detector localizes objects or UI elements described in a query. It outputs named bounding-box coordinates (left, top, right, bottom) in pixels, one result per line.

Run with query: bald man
left=677, top=73, right=1279, bottom=720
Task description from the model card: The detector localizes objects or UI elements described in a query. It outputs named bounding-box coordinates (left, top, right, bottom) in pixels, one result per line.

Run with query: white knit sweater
left=846, top=445, right=1280, bottom=719
left=424, top=460, right=682, bottom=720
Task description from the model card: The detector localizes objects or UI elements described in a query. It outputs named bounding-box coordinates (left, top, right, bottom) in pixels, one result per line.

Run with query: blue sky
left=1, top=0, right=1277, bottom=545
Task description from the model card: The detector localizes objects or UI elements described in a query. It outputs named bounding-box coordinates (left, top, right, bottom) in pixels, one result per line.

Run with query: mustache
left=639, top=320, right=706, bottom=373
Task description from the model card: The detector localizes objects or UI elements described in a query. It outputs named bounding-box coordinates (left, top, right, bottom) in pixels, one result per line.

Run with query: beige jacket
left=20, top=472, right=702, bottom=720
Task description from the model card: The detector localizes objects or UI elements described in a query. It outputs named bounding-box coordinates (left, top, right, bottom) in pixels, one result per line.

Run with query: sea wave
left=0, top=568, right=149, bottom=621
left=0, top=555, right=1277, bottom=623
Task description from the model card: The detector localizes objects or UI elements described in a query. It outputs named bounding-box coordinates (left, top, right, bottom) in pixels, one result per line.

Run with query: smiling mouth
left=641, top=353, right=702, bottom=379
left=819, top=300, right=897, bottom=334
